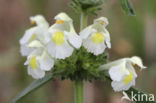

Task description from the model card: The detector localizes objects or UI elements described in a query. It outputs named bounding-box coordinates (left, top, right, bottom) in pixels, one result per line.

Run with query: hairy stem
left=74, top=81, right=84, bottom=103
left=74, top=11, right=88, bottom=103
left=80, top=11, right=88, bottom=30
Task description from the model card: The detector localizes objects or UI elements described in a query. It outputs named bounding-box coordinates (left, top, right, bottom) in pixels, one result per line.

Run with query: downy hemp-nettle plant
left=13, top=0, right=155, bottom=103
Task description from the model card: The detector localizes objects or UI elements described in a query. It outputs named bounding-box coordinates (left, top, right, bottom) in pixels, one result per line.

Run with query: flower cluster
left=20, top=13, right=82, bottom=79
left=20, top=12, right=110, bottom=79
left=20, top=12, right=146, bottom=92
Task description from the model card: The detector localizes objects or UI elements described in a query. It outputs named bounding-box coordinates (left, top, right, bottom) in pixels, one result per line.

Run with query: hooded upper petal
left=30, top=15, right=49, bottom=28
left=130, top=56, right=147, bottom=69
left=93, top=17, right=109, bottom=27
left=54, top=12, right=72, bottom=22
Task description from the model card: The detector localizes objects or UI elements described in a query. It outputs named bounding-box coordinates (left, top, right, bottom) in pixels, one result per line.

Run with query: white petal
left=49, top=23, right=69, bottom=31
left=83, top=36, right=106, bottom=55
left=99, top=59, right=126, bottom=70
left=132, top=68, right=137, bottom=78
left=130, top=56, right=147, bottom=69
left=111, top=81, right=127, bottom=92
left=54, top=12, right=72, bottom=22
left=30, top=15, right=49, bottom=28
left=47, top=41, right=74, bottom=59
left=79, top=25, right=93, bottom=39
left=126, top=61, right=138, bottom=78
left=20, top=27, right=37, bottom=45
left=64, top=31, right=82, bottom=49
left=35, top=27, right=50, bottom=44
left=49, top=13, right=72, bottom=32
left=24, top=59, right=29, bottom=65
left=28, top=40, right=43, bottom=48
left=111, top=81, right=124, bottom=92
left=32, top=48, right=43, bottom=56
left=109, top=63, right=127, bottom=81
left=44, top=31, right=51, bottom=44
left=27, top=66, right=45, bottom=79
left=111, top=79, right=135, bottom=92
left=39, top=51, right=54, bottom=71
left=111, top=71, right=137, bottom=92
left=103, top=29, right=111, bottom=48
left=20, top=45, right=33, bottom=56
left=94, top=17, right=109, bottom=27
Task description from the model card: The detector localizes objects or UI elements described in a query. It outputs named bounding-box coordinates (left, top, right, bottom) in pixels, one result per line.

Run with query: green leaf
left=118, top=0, right=136, bottom=16
left=12, top=72, right=57, bottom=103
left=126, top=88, right=156, bottom=103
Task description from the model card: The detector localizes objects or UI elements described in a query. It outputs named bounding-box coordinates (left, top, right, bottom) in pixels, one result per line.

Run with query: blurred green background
left=0, top=0, right=156, bottom=103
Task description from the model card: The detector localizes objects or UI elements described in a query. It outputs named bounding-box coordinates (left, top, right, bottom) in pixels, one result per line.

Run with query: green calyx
left=52, top=47, right=108, bottom=81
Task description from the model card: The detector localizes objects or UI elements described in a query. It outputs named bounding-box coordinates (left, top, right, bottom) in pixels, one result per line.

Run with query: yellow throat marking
left=56, top=20, right=64, bottom=24
left=52, top=31, right=65, bottom=45
left=30, top=56, right=37, bottom=70
left=123, top=71, right=133, bottom=84
left=28, top=34, right=37, bottom=43
left=92, top=32, right=104, bottom=44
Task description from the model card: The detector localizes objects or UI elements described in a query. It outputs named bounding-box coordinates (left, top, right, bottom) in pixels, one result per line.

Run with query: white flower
left=100, top=56, right=146, bottom=92
left=80, top=17, right=111, bottom=55
left=19, top=15, right=49, bottom=56
left=24, top=47, right=54, bottom=79
left=46, top=12, right=82, bottom=59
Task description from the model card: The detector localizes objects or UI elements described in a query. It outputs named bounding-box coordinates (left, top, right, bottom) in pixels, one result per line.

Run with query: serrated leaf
left=118, top=0, right=136, bottom=16
left=125, top=88, right=156, bottom=103
left=12, top=72, right=57, bottom=103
